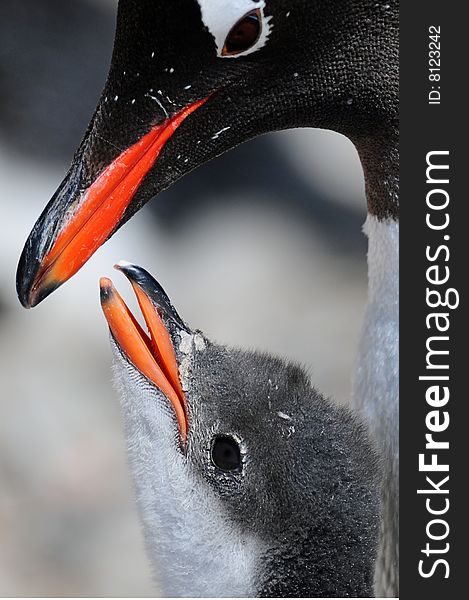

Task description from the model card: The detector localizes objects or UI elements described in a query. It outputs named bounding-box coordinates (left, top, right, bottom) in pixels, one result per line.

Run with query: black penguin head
left=18, top=0, right=398, bottom=307
left=100, top=262, right=380, bottom=597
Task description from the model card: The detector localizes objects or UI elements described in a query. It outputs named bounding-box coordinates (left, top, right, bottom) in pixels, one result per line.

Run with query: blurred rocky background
left=0, top=0, right=367, bottom=595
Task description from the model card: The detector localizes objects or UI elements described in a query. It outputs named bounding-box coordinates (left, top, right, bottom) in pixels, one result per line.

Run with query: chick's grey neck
left=258, top=522, right=376, bottom=597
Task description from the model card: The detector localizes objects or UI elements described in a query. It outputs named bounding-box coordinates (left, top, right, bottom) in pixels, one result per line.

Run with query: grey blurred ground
left=0, top=1, right=367, bottom=596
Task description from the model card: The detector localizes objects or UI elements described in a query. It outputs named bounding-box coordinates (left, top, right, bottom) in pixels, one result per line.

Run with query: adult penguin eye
left=211, top=435, right=242, bottom=471
left=222, top=10, right=262, bottom=56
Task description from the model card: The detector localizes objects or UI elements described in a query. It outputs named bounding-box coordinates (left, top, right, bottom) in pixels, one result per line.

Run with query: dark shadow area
left=0, top=0, right=115, bottom=159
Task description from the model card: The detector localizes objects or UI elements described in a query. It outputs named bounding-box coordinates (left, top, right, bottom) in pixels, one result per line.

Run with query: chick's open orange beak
left=100, top=266, right=187, bottom=442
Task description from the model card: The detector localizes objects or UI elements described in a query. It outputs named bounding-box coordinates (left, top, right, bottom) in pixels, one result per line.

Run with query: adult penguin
left=17, top=2, right=399, bottom=595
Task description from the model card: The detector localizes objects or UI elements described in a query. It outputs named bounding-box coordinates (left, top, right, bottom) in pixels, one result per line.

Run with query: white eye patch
left=196, top=0, right=272, bottom=58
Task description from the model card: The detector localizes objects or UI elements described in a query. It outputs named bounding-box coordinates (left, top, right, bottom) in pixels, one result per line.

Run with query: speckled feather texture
left=111, top=320, right=381, bottom=597
left=19, top=0, right=398, bottom=290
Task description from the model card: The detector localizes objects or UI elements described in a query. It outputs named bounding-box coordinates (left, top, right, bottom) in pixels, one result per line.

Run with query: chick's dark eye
left=211, top=435, right=242, bottom=471
left=222, top=10, right=262, bottom=56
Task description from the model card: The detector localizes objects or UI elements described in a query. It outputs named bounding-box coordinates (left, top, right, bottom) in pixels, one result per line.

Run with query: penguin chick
left=100, top=262, right=380, bottom=598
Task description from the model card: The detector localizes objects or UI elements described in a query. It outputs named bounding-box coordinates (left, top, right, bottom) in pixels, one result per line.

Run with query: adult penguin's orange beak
left=17, top=98, right=208, bottom=308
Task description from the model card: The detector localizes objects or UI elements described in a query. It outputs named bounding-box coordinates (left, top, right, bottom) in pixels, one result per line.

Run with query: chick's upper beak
left=100, top=262, right=188, bottom=443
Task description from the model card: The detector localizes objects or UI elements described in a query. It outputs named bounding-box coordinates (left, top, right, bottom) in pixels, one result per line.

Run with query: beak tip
left=16, top=284, right=32, bottom=309
left=100, top=277, right=115, bottom=305
left=16, top=245, right=36, bottom=308
left=16, top=274, right=45, bottom=310
left=16, top=233, right=61, bottom=309
left=27, top=282, right=61, bottom=309
left=114, top=259, right=134, bottom=270
left=113, top=260, right=140, bottom=279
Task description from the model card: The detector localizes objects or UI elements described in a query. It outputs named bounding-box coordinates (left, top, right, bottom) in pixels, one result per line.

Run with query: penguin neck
left=351, top=133, right=399, bottom=597
left=355, top=131, right=399, bottom=221
left=352, top=131, right=399, bottom=422
left=259, top=524, right=376, bottom=597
